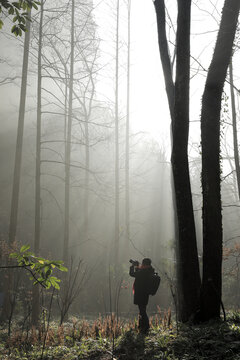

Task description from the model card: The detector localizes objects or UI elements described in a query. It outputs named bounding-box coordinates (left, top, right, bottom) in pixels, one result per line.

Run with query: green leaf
left=45, top=280, right=51, bottom=289
left=11, top=25, right=18, bottom=35
left=58, top=265, right=68, bottom=272
left=32, top=3, right=38, bottom=10
left=50, top=277, right=60, bottom=290
left=8, top=7, right=14, bottom=15
left=9, top=252, right=18, bottom=258
left=46, top=269, right=52, bottom=278
left=12, top=2, right=20, bottom=9
left=20, top=244, right=30, bottom=253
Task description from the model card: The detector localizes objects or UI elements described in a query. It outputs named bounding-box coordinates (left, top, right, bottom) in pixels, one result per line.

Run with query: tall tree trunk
left=1, top=11, right=31, bottom=322
left=82, top=56, right=96, bottom=243
left=200, top=0, right=240, bottom=321
left=114, top=0, right=120, bottom=264
left=172, top=0, right=200, bottom=321
left=32, top=0, right=44, bottom=326
left=229, top=59, right=240, bottom=200
left=83, top=110, right=90, bottom=242
left=125, top=0, right=131, bottom=256
left=154, top=0, right=200, bottom=321
left=64, top=0, right=75, bottom=266
left=9, top=11, right=31, bottom=245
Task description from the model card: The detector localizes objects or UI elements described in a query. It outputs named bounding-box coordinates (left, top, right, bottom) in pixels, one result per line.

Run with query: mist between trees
left=0, top=0, right=239, bottom=329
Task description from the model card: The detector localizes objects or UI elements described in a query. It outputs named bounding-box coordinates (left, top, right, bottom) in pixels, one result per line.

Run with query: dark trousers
left=138, top=304, right=149, bottom=332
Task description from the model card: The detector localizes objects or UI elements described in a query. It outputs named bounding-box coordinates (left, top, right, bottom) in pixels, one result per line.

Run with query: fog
left=0, top=0, right=240, bottom=322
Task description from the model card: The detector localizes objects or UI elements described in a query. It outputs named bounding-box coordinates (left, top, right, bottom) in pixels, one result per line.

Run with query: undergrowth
left=1, top=309, right=240, bottom=359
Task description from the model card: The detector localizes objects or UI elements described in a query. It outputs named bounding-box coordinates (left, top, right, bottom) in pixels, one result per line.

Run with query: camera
left=129, top=259, right=139, bottom=266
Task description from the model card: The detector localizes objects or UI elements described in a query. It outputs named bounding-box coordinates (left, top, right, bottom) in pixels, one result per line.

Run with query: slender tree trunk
left=83, top=107, right=90, bottom=241
left=200, top=0, right=240, bottom=321
left=125, top=0, right=131, bottom=256
left=1, top=11, right=31, bottom=322
left=229, top=60, right=240, bottom=200
left=114, top=0, right=120, bottom=264
left=9, top=11, right=31, bottom=245
left=32, top=0, right=44, bottom=326
left=82, top=59, right=96, bottom=242
left=154, top=0, right=200, bottom=321
left=64, top=0, right=75, bottom=266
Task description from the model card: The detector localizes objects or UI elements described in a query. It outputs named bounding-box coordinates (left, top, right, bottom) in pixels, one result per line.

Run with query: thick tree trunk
left=172, top=0, right=201, bottom=321
left=32, top=0, right=44, bottom=326
left=154, top=0, right=200, bottom=321
left=200, top=0, right=240, bottom=321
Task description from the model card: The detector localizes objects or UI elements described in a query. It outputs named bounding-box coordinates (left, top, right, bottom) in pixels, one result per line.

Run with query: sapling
left=5, top=244, right=68, bottom=290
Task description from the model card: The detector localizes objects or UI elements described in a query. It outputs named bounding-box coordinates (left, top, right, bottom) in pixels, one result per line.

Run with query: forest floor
left=1, top=312, right=240, bottom=359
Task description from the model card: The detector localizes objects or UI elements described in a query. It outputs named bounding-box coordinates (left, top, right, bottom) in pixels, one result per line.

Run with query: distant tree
left=1, top=10, right=31, bottom=322
left=32, top=0, right=43, bottom=326
left=64, top=0, right=75, bottom=267
left=125, top=0, right=131, bottom=256
left=114, top=0, right=120, bottom=264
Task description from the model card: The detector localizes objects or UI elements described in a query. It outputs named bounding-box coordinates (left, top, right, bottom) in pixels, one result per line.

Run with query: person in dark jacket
left=129, top=258, right=154, bottom=333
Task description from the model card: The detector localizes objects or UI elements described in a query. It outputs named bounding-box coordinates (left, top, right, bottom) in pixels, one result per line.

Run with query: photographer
left=129, top=258, right=154, bottom=334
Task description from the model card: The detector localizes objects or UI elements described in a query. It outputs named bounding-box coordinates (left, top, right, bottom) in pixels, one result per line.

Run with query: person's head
left=142, top=258, right=151, bottom=266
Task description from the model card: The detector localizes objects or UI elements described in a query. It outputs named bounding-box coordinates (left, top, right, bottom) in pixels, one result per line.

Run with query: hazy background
left=0, top=0, right=240, bottom=317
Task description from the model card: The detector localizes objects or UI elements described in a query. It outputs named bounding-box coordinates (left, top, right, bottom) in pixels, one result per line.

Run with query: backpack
left=148, top=272, right=161, bottom=296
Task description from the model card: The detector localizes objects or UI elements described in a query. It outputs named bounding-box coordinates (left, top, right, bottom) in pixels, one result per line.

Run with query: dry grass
left=4, top=308, right=172, bottom=350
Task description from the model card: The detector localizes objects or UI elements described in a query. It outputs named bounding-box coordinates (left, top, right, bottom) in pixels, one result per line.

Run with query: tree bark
left=172, top=0, right=201, bottom=321
left=154, top=0, right=201, bottom=321
left=200, top=0, right=240, bottom=321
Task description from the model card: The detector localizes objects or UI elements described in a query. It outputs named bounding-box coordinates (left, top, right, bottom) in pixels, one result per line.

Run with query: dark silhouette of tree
left=200, top=0, right=240, bottom=321
left=154, top=0, right=240, bottom=321
left=154, top=0, right=201, bottom=322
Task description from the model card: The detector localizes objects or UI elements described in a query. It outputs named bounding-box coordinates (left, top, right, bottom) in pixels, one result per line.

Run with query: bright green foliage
left=9, top=244, right=68, bottom=290
left=0, top=0, right=40, bottom=36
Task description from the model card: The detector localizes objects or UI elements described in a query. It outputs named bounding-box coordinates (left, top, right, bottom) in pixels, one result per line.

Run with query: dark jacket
left=129, top=265, right=154, bottom=305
